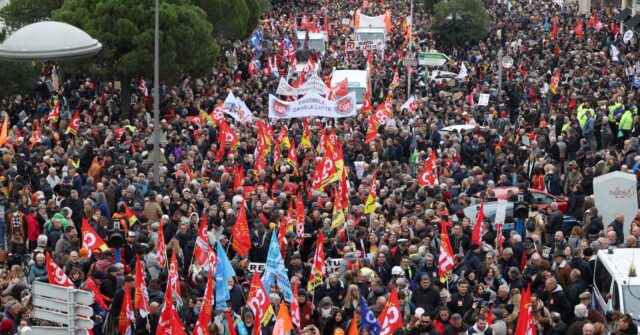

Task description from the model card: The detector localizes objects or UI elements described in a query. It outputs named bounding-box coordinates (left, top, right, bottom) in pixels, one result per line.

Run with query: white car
left=428, top=70, right=458, bottom=84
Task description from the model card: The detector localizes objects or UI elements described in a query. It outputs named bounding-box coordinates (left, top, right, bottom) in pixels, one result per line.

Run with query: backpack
left=526, top=215, right=538, bottom=232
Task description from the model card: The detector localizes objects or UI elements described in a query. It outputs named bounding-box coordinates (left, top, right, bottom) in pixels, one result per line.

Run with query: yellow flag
left=0, top=115, right=9, bottom=148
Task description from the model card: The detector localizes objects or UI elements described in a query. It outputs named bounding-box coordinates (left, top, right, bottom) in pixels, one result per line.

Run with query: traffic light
left=514, top=202, right=529, bottom=219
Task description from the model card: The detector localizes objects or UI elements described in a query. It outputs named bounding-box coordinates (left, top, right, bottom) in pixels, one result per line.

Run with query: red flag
left=134, top=255, right=150, bottom=317
left=496, top=223, right=504, bottom=251
left=377, top=288, right=404, bottom=335
left=46, top=253, right=74, bottom=287
left=551, top=20, right=558, bottom=39
left=66, top=110, right=81, bottom=136
left=472, top=202, right=484, bottom=245
left=47, top=99, right=60, bottom=123
left=287, top=137, right=298, bottom=169
left=291, top=282, right=301, bottom=329
left=311, top=148, right=337, bottom=190
left=340, top=168, right=349, bottom=210
left=574, top=20, right=584, bottom=39
left=438, top=220, right=455, bottom=280
left=612, top=22, right=619, bottom=36
left=365, top=118, right=379, bottom=144
left=123, top=204, right=138, bottom=228
left=117, top=282, right=134, bottom=335
left=362, top=87, right=373, bottom=117
left=226, top=311, right=237, bottom=335
left=246, top=271, right=275, bottom=335
left=234, top=163, right=244, bottom=191
left=307, top=232, right=326, bottom=291
left=329, top=78, right=348, bottom=100
left=193, top=214, right=209, bottom=265
left=82, top=218, right=108, bottom=256
left=514, top=286, right=535, bottom=335
left=232, top=201, right=252, bottom=257
left=169, top=250, right=183, bottom=306
left=156, top=270, right=186, bottom=335
left=156, top=218, right=167, bottom=267
left=192, top=270, right=214, bottom=335
left=296, top=194, right=305, bottom=245
left=389, top=67, right=401, bottom=90
left=417, top=153, right=437, bottom=187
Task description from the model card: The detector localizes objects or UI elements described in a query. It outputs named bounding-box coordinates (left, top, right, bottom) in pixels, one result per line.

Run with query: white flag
left=456, top=62, right=468, bottom=79
left=401, top=96, right=418, bottom=112
left=611, top=45, right=620, bottom=62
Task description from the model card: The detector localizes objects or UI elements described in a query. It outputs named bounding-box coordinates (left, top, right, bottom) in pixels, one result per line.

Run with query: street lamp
left=446, top=11, right=462, bottom=46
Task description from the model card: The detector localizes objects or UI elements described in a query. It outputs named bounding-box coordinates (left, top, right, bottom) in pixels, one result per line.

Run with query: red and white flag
left=168, top=250, right=183, bottom=306
left=82, top=218, right=108, bottom=256
left=438, top=220, right=456, bottom=280
left=138, top=78, right=148, bottom=96
left=117, top=282, right=134, bottom=335
left=134, top=255, right=150, bottom=317
left=193, top=215, right=209, bottom=266
left=46, top=253, right=74, bottom=287
left=156, top=270, right=186, bottom=335
left=378, top=288, right=404, bottom=335
left=417, top=151, right=438, bottom=187
left=192, top=270, right=214, bottom=335
left=401, top=96, right=418, bottom=113
left=389, top=67, right=401, bottom=90
left=156, top=218, right=167, bottom=267
left=307, top=232, right=326, bottom=291
left=290, top=282, right=301, bottom=330
left=246, top=271, right=275, bottom=335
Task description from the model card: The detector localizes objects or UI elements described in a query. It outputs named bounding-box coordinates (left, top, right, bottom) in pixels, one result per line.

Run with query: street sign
left=417, top=52, right=450, bottom=67
left=33, top=309, right=94, bottom=329
left=403, top=58, right=418, bottom=67
left=33, top=282, right=94, bottom=305
left=33, top=296, right=93, bottom=317
left=32, top=282, right=95, bottom=335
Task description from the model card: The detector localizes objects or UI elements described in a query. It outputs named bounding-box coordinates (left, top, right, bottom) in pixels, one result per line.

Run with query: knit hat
left=0, top=319, right=13, bottom=334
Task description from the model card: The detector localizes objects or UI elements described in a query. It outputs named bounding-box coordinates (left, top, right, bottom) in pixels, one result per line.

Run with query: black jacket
left=411, top=285, right=442, bottom=316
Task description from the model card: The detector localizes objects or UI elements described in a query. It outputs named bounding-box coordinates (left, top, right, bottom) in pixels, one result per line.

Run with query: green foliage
left=432, top=0, right=490, bottom=46
left=0, top=61, right=38, bottom=97
left=0, top=0, right=64, bottom=32
left=52, top=0, right=217, bottom=81
left=192, top=0, right=269, bottom=41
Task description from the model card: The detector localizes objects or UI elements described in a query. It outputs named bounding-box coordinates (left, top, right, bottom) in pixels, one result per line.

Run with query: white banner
left=345, top=40, right=384, bottom=52
left=269, top=92, right=357, bottom=119
left=248, top=258, right=343, bottom=275
left=276, top=77, right=330, bottom=96
left=222, top=92, right=253, bottom=123
left=357, top=14, right=386, bottom=29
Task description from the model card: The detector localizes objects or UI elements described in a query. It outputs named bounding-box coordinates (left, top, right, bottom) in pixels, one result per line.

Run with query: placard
left=478, top=93, right=490, bottom=106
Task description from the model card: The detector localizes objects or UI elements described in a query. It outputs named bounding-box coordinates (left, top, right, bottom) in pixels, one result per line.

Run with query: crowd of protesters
left=0, top=0, right=638, bottom=334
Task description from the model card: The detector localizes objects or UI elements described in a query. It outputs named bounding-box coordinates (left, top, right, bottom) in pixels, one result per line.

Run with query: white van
left=296, top=31, right=328, bottom=53
left=355, top=27, right=386, bottom=42
left=330, top=69, right=369, bottom=107
left=593, top=249, right=640, bottom=325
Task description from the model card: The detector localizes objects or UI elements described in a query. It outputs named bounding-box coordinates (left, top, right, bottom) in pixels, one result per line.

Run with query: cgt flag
left=246, top=271, right=275, bottom=335
left=66, top=111, right=80, bottom=136
left=231, top=201, right=252, bottom=257
left=307, top=232, right=326, bottom=291
left=81, top=218, right=108, bottom=256
left=46, top=253, right=74, bottom=287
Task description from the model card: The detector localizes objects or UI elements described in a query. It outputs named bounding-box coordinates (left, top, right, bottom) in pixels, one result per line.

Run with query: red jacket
left=26, top=214, right=40, bottom=242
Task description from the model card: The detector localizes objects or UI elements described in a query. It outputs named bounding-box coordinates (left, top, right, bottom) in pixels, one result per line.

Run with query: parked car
left=463, top=201, right=580, bottom=236
left=473, top=186, right=568, bottom=214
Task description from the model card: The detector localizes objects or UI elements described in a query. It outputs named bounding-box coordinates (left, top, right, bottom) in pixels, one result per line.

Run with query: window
left=613, top=282, right=621, bottom=310
left=532, top=193, right=553, bottom=205
left=594, top=259, right=613, bottom=303
left=622, top=286, right=640, bottom=319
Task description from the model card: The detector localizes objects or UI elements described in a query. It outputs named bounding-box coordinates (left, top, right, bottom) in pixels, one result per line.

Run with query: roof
left=616, top=8, right=632, bottom=22
left=330, top=70, right=369, bottom=86
left=0, top=21, right=101, bottom=60
left=625, top=14, right=640, bottom=29
left=593, top=170, right=637, bottom=183
left=296, top=31, right=328, bottom=41
left=597, top=249, right=640, bottom=286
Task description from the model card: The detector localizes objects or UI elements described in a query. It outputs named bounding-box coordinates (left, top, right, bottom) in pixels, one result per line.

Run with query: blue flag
left=633, top=74, right=640, bottom=89
left=544, top=17, right=550, bottom=32
left=261, top=231, right=294, bottom=302
left=359, top=295, right=381, bottom=335
left=215, top=241, right=236, bottom=310
left=251, top=28, right=263, bottom=52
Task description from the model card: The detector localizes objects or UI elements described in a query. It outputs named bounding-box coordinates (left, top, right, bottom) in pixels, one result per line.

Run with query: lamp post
left=147, top=0, right=168, bottom=185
